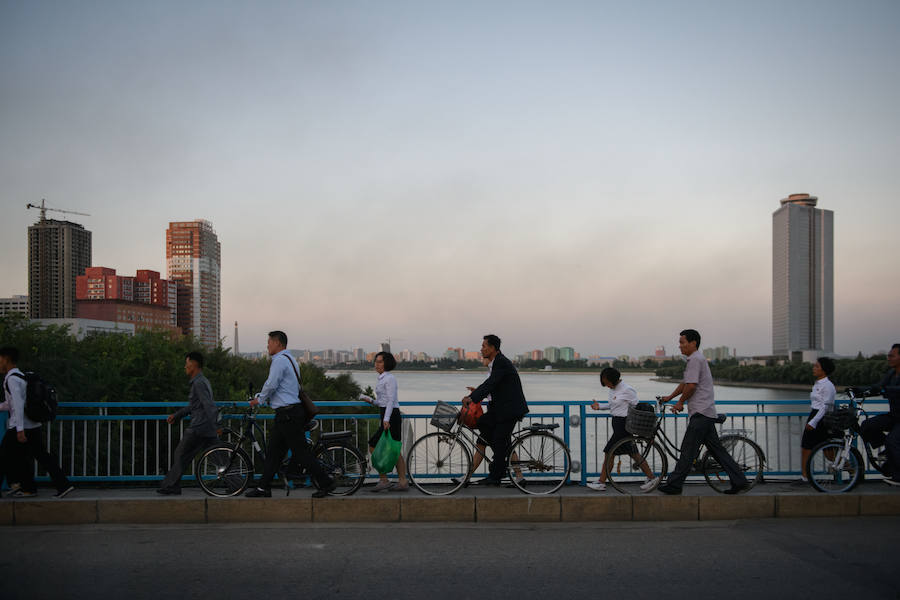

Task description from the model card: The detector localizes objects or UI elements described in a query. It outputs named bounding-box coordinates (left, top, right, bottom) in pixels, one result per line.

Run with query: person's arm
left=466, top=360, right=508, bottom=404
left=663, top=382, right=686, bottom=403
left=255, top=356, right=286, bottom=406
left=382, top=376, right=399, bottom=426
left=807, top=383, right=831, bottom=429
left=8, top=375, right=28, bottom=433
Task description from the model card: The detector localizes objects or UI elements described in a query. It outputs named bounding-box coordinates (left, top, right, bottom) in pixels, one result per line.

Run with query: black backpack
left=7, top=372, right=58, bottom=422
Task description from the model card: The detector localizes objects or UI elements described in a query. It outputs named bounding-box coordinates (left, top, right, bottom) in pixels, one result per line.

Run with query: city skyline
left=2, top=3, right=898, bottom=357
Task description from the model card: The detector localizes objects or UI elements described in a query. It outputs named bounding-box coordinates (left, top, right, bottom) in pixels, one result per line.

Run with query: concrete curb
left=6, top=492, right=900, bottom=525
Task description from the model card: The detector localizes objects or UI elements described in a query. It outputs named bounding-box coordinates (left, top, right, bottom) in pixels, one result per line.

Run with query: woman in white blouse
left=359, top=351, right=409, bottom=492
left=800, top=357, right=837, bottom=483
left=587, top=367, right=658, bottom=492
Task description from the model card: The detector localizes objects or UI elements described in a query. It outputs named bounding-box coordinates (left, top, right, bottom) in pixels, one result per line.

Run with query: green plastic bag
left=372, top=430, right=402, bottom=474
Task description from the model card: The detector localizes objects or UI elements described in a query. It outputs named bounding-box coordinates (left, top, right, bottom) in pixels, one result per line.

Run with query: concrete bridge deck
left=4, top=480, right=900, bottom=526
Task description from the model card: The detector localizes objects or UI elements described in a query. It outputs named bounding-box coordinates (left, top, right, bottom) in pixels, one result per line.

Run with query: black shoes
left=54, top=485, right=76, bottom=499
left=474, top=477, right=502, bottom=487
left=723, top=482, right=751, bottom=495
left=156, top=487, right=181, bottom=496
left=657, top=483, right=682, bottom=495
left=244, top=487, right=272, bottom=498
left=311, top=478, right=336, bottom=499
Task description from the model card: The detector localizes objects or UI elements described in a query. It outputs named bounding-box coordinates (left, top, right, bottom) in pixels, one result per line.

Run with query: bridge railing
left=13, top=398, right=891, bottom=485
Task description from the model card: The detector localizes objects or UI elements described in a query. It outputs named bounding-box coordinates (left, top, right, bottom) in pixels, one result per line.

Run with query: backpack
left=7, top=371, right=58, bottom=422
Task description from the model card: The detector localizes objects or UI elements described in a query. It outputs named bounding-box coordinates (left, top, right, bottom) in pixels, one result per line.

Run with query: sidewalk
left=4, top=480, right=900, bottom=526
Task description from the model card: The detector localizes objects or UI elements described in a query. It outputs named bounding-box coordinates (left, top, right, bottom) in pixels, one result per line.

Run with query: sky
left=1, top=1, right=898, bottom=357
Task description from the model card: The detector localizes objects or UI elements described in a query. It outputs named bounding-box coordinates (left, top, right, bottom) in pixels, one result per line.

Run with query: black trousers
left=664, top=414, right=748, bottom=490
left=477, top=410, right=517, bottom=481
left=160, top=429, right=217, bottom=490
left=20, top=426, right=71, bottom=494
left=259, top=405, right=328, bottom=489
left=0, top=429, right=25, bottom=488
left=860, top=413, right=900, bottom=477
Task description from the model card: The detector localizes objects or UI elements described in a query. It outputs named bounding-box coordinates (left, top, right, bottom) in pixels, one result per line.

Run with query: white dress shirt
left=596, top=381, right=639, bottom=417
left=360, top=371, right=399, bottom=422
left=808, top=377, right=836, bottom=428
left=3, top=368, right=40, bottom=431
left=256, top=351, right=302, bottom=409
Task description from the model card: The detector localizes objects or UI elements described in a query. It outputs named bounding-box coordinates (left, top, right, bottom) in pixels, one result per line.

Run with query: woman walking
left=360, top=351, right=409, bottom=492
left=799, top=357, right=836, bottom=483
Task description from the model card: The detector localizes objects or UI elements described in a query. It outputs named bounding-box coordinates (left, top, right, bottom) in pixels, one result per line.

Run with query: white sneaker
left=640, top=476, right=660, bottom=492
left=586, top=481, right=606, bottom=491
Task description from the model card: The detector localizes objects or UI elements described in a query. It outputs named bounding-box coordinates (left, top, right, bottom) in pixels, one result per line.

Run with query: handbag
left=283, top=355, right=320, bottom=421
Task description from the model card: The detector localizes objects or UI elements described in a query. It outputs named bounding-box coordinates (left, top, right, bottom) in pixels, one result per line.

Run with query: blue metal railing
left=15, top=398, right=890, bottom=485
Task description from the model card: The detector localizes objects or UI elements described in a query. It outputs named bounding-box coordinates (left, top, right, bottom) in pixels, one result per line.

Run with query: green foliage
left=0, top=315, right=363, bottom=408
left=654, top=353, right=892, bottom=387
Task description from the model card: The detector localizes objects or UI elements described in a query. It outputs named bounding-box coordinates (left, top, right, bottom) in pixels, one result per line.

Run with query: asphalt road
left=1, top=517, right=897, bottom=600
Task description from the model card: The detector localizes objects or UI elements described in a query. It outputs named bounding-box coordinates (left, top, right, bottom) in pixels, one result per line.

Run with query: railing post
left=579, top=402, right=587, bottom=486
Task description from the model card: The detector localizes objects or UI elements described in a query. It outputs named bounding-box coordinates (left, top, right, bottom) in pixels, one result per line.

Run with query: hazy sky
left=1, top=1, right=898, bottom=357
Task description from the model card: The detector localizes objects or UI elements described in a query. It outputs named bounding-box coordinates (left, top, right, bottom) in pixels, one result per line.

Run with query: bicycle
left=405, top=401, right=572, bottom=496
left=604, top=396, right=765, bottom=494
left=805, top=388, right=891, bottom=493
left=194, top=401, right=367, bottom=497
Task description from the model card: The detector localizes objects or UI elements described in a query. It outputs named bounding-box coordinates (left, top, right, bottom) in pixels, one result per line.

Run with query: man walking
left=245, top=331, right=334, bottom=498
left=0, top=346, right=74, bottom=498
left=657, top=329, right=748, bottom=495
left=157, top=352, right=219, bottom=495
left=462, top=334, right=529, bottom=485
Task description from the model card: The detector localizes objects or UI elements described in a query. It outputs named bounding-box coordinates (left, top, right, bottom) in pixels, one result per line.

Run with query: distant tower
left=28, top=218, right=92, bottom=318
left=234, top=321, right=239, bottom=355
left=166, top=220, right=221, bottom=347
left=772, top=194, right=834, bottom=356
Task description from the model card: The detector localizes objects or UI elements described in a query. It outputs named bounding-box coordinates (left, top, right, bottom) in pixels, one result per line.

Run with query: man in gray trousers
left=157, top=352, right=219, bottom=495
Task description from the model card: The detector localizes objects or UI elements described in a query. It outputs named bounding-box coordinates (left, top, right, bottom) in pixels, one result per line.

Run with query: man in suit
left=462, top=334, right=529, bottom=485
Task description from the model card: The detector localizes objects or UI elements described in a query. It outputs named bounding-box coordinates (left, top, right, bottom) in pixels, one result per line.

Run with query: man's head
left=0, top=346, right=19, bottom=372
left=889, top=343, right=900, bottom=372
left=267, top=330, right=288, bottom=356
left=481, top=334, right=501, bottom=361
left=184, top=351, right=204, bottom=377
left=678, top=329, right=701, bottom=356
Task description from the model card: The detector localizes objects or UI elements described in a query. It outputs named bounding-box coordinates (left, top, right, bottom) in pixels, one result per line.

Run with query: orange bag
left=460, top=402, right=484, bottom=428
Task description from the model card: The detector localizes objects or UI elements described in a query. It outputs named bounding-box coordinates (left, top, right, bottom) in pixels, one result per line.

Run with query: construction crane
left=26, top=198, right=90, bottom=222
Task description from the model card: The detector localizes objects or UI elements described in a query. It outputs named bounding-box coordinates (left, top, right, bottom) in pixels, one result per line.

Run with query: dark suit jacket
left=468, top=353, right=529, bottom=423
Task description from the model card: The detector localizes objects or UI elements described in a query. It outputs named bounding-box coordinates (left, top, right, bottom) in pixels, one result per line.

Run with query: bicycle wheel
left=195, top=444, right=252, bottom=497
left=807, top=441, right=863, bottom=493
left=701, top=435, right=765, bottom=493
left=605, top=436, right=667, bottom=494
left=406, top=432, right=472, bottom=496
left=314, top=444, right=367, bottom=496
left=507, top=433, right=571, bottom=495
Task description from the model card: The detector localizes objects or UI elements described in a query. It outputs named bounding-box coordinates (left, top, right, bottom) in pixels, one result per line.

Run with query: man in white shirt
left=656, top=330, right=748, bottom=495
left=0, top=346, right=73, bottom=498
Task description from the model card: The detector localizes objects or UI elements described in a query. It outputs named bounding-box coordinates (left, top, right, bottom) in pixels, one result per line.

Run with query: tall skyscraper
left=166, top=220, right=221, bottom=347
left=28, top=218, right=92, bottom=318
left=772, top=193, right=834, bottom=356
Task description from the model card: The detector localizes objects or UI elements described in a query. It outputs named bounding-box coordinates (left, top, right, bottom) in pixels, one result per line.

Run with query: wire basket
left=823, top=406, right=857, bottom=432
left=430, top=401, right=460, bottom=432
left=625, top=405, right=659, bottom=438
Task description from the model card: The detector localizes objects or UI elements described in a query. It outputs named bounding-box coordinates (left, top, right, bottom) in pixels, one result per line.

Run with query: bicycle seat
left=715, top=413, right=727, bottom=424
left=523, top=423, right=559, bottom=431
left=320, top=430, right=353, bottom=441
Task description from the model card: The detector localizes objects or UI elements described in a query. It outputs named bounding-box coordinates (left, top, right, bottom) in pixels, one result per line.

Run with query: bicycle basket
left=625, top=405, right=659, bottom=438
left=430, top=401, right=459, bottom=432
left=823, top=406, right=856, bottom=432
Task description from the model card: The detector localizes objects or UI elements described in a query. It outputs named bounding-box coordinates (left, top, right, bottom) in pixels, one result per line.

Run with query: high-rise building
left=75, top=267, right=180, bottom=334
left=559, top=347, right=575, bottom=362
left=544, top=346, right=560, bottom=363
left=166, top=220, right=221, bottom=347
left=0, top=295, right=29, bottom=317
left=28, top=218, right=92, bottom=318
left=772, top=194, right=833, bottom=356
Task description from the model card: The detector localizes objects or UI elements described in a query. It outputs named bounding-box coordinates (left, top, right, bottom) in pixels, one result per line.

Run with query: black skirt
left=368, top=406, right=403, bottom=448
left=801, top=409, right=831, bottom=450
left=604, top=416, right=636, bottom=454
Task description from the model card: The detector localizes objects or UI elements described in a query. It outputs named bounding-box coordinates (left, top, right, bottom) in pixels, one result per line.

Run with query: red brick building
left=76, top=267, right=178, bottom=333
left=76, top=299, right=178, bottom=333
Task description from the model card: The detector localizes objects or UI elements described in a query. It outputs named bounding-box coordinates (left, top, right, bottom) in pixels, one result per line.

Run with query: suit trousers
left=477, top=410, right=517, bottom=481
left=0, top=429, right=25, bottom=488
left=259, top=406, right=328, bottom=489
left=664, top=414, right=748, bottom=490
left=860, top=413, right=900, bottom=477
left=20, top=426, right=71, bottom=494
left=160, top=429, right=218, bottom=490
